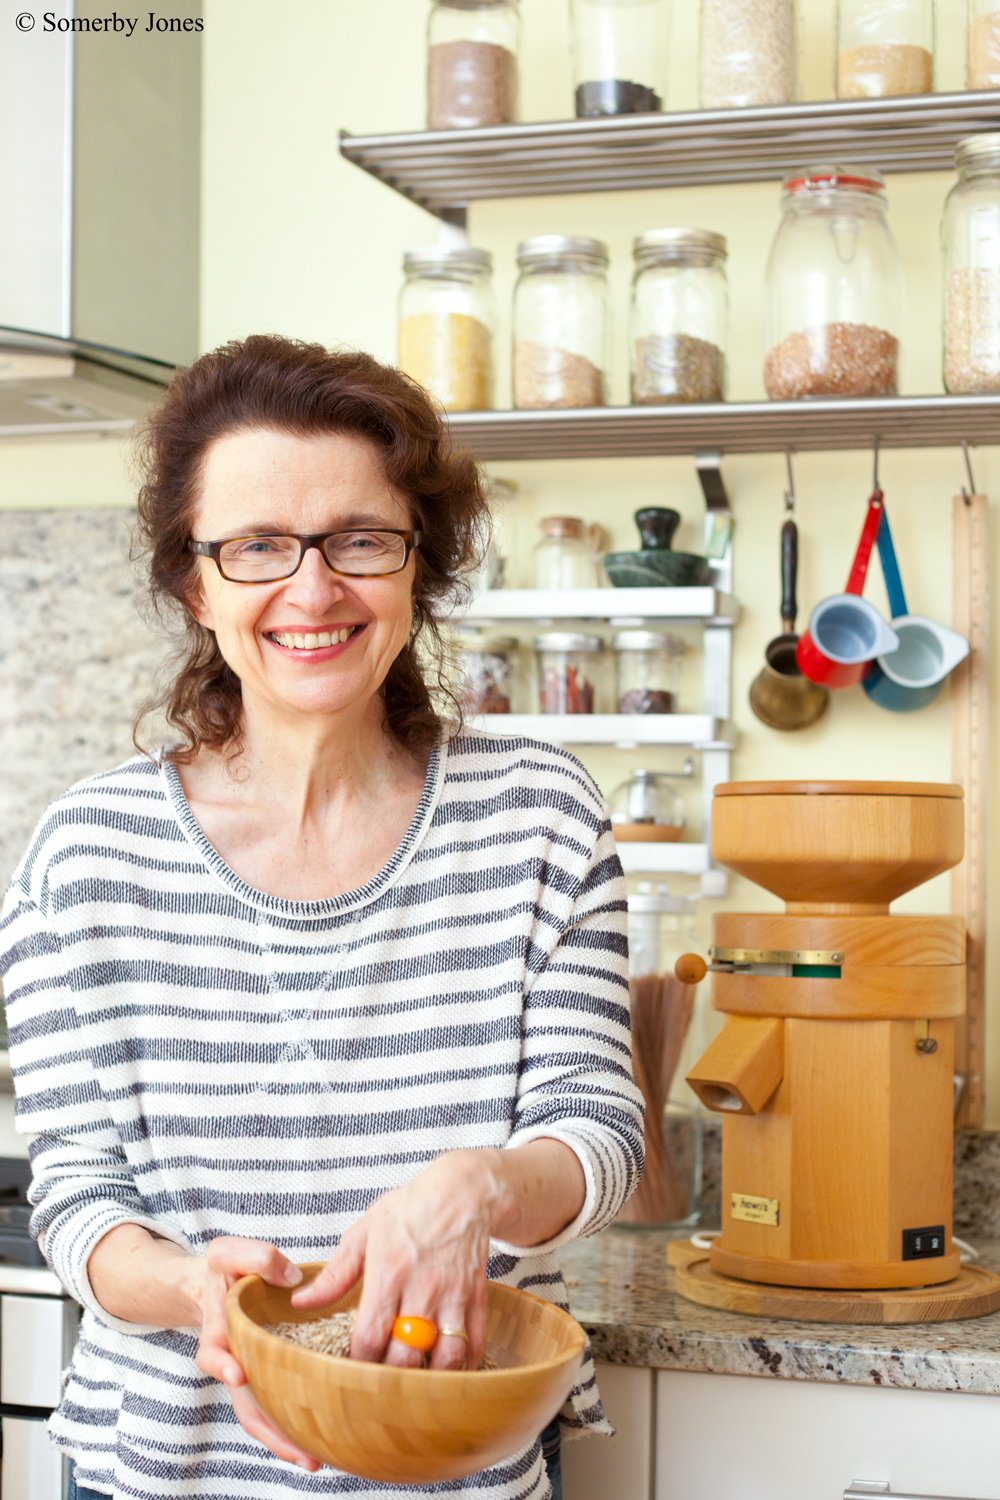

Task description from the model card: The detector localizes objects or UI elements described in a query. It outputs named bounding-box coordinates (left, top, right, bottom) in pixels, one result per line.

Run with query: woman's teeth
left=271, top=627, right=356, bottom=649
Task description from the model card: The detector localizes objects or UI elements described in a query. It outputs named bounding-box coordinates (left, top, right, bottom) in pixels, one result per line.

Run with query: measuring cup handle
left=846, top=490, right=884, bottom=596
left=876, top=506, right=909, bottom=620
left=781, top=520, right=798, bottom=632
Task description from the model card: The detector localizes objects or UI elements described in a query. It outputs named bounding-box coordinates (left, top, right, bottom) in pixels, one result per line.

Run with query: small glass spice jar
left=533, top=516, right=602, bottom=590
left=700, top=0, right=796, bottom=109
left=836, top=0, right=933, bottom=97
left=469, top=477, right=518, bottom=592
left=535, top=633, right=603, bottom=713
left=970, top=0, right=1000, bottom=87
left=427, top=0, right=520, bottom=130
left=398, top=246, right=496, bottom=413
left=570, top=0, right=670, bottom=117
left=943, top=134, right=1000, bottom=393
left=609, top=770, right=687, bottom=840
left=613, top=631, right=684, bottom=713
left=513, top=236, right=611, bottom=409
left=764, top=167, right=902, bottom=400
left=631, top=230, right=728, bottom=404
left=457, top=634, right=518, bottom=714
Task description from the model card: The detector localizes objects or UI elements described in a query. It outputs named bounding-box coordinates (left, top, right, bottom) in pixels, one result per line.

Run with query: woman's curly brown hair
left=133, top=334, right=488, bottom=762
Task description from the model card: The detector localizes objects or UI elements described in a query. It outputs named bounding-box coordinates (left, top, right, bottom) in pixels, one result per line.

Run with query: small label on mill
left=731, top=1193, right=779, bottom=1226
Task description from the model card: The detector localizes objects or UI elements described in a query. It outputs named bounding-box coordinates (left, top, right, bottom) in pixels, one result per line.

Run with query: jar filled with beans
left=970, top=0, right=1000, bottom=87
left=513, top=236, right=611, bottom=409
left=942, top=134, right=1000, bottom=393
left=427, top=0, right=520, bottom=130
left=631, top=229, right=728, bottom=404
left=398, top=246, right=496, bottom=412
left=535, top=633, right=603, bottom=714
left=836, top=0, right=933, bottom=97
left=613, top=631, right=685, bottom=714
left=764, top=167, right=902, bottom=400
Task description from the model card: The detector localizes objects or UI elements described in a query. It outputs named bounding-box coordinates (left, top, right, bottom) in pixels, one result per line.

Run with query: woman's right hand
left=193, top=1236, right=321, bottom=1473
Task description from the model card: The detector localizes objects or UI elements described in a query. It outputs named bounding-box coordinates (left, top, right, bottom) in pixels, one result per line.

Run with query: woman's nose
left=282, top=544, right=347, bottom=611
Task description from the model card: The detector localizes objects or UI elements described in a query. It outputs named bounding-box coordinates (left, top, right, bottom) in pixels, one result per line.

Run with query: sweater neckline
left=158, top=740, right=447, bottom=918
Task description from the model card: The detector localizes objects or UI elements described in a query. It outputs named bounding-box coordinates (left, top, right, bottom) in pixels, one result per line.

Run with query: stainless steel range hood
left=0, top=326, right=174, bottom=438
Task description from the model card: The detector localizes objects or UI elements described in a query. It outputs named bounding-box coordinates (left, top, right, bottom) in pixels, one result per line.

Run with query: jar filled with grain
left=535, top=633, right=604, bottom=713
left=427, top=0, right=520, bottom=130
left=970, top=0, right=1000, bottom=86
left=631, top=229, right=728, bottom=404
left=513, top=236, right=611, bottom=409
left=398, top=246, right=495, bottom=412
left=570, top=0, right=670, bottom=117
left=613, top=631, right=685, bottom=713
left=700, top=0, right=796, bottom=109
left=836, top=0, right=933, bottom=97
left=764, top=167, right=902, bottom=400
left=942, top=134, right=1000, bottom=393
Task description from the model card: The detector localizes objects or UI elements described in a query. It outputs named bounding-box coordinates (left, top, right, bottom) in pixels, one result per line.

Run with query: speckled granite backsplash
left=0, top=507, right=170, bottom=895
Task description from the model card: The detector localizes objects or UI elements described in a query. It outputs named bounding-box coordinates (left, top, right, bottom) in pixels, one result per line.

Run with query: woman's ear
left=183, top=570, right=215, bottom=632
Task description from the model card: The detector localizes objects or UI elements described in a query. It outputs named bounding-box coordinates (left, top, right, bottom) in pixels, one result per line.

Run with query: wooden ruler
left=951, top=492, right=990, bottom=1129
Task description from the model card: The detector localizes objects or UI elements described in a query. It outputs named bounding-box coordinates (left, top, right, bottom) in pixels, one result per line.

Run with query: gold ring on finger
left=437, top=1326, right=469, bottom=1342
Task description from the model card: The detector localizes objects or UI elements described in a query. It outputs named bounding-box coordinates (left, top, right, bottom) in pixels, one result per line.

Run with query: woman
left=0, top=336, right=643, bottom=1500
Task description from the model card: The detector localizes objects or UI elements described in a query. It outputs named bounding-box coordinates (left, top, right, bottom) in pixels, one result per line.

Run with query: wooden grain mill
left=679, top=781, right=970, bottom=1293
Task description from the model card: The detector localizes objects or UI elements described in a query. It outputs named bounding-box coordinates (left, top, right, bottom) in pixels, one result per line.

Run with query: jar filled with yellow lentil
left=398, top=246, right=496, bottom=412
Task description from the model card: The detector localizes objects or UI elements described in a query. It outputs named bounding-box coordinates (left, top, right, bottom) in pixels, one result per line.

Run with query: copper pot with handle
left=749, top=519, right=829, bottom=731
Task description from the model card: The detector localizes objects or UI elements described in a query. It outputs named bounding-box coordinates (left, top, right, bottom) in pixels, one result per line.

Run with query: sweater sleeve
left=495, top=803, right=644, bottom=1256
left=0, top=885, right=194, bottom=1333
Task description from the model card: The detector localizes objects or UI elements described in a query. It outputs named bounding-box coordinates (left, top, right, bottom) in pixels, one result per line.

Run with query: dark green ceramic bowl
left=604, top=550, right=714, bottom=588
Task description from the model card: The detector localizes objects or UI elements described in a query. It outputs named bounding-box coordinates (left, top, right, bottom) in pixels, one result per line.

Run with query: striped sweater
left=0, top=730, right=644, bottom=1500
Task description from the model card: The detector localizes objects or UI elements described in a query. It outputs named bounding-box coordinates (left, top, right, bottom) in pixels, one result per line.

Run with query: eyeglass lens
left=218, top=532, right=408, bottom=581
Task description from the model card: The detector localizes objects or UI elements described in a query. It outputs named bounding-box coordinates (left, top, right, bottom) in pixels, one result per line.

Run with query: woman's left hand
left=290, top=1140, right=585, bottom=1371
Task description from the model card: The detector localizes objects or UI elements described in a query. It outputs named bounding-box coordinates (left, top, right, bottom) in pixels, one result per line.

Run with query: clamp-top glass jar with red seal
left=764, top=166, right=902, bottom=400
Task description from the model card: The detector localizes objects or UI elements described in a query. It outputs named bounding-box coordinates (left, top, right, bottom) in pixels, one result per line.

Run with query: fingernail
left=284, top=1265, right=303, bottom=1286
left=223, top=1365, right=240, bottom=1384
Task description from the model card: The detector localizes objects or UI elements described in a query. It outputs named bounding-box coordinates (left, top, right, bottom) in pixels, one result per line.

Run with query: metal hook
left=783, top=447, right=796, bottom=513
left=961, top=439, right=976, bottom=505
left=872, top=437, right=881, bottom=494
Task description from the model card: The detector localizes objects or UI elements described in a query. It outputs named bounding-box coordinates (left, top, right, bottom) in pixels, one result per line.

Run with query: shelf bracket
left=695, top=449, right=730, bottom=513
left=695, top=449, right=733, bottom=598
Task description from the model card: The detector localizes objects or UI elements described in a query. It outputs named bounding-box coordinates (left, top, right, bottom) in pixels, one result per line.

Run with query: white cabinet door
left=563, top=1364, right=653, bottom=1500
left=656, top=1370, right=1000, bottom=1500
left=1, top=1416, right=64, bottom=1500
left=0, top=1296, right=66, bottom=1409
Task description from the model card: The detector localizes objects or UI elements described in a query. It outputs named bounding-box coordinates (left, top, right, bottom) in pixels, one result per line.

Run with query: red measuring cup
left=796, top=491, right=900, bottom=689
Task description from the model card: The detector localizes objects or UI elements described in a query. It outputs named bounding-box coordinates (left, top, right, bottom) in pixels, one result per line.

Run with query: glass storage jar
left=970, top=0, right=1000, bottom=87
left=700, top=0, right=796, bottom=109
left=457, top=634, right=518, bottom=714
left=836, top=0, right=933, bottom=97
left=513, top=236, right=611, bottom=409
left=535, top=632, right=603, bottom=713
left=943, top=135, right=1000, bottom=393
left=631, top=230, right=728, bottom=404
left=398, top=246, right=495, bottom=413
left=613, top=630, right=684, bottom=713
left=533, top=516, right=602, bottom=590
left=427, top=0, right=520, bottom=130
left=609, top=769, right=686, bottom=839
left=469, top=477, right=518, bottom=591
left=570, top=0, right=670, bottom=116
left=764, top=167, right=902, bottom=400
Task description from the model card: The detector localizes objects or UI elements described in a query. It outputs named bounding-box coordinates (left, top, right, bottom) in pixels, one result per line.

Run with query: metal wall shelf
left=445, top=395, right=1000, bottom=460
left=340, top=91, right=1000, bottom=219
left=457, top=587, right=739, bottom=625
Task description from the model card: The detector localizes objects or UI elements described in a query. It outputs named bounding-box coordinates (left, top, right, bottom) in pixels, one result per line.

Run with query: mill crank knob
left=675, top=953, right=707, bottom=985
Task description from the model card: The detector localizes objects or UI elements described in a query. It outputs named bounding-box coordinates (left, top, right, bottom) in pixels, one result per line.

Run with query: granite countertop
left=561, top=1228, right=1000, bottom=1395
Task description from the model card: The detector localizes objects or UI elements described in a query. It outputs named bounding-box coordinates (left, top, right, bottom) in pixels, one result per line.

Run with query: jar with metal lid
left=970, top=0, right=1000, bottom=86
left=570, top=0, right=670, bottom=117
left=427, top=0, right=520, bottom=130
left=700, top=0, right=796, bottom=108
left=513, top=237, right=611, bottom=409
left=631, top=230, right=728, bottom=405
left=764, top=167, right=901, bottom=400
left=533, top=516, right=602, bottom=590
left=836, top=0, right=933, bottom=96
left=457, top=634, right=518, bottom=714
left=613, top=631, right=684, bottom=713
left=535, top=632, right=603, bottom=713
left=608, top=770, right=686, bottom=839
left=398, top=246, right=495, bottom=413
left=943, top=134, right=1000, bottom=393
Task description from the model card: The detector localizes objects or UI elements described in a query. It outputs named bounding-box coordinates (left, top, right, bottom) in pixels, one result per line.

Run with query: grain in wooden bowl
left=225, top=1264, right=586, bottom=1483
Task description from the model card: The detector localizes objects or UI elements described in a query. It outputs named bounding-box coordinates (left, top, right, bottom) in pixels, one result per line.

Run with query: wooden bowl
left=225, top=1266, right=587, bottom=1483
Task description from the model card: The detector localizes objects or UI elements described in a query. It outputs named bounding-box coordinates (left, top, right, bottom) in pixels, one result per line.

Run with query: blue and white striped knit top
left=0, top=729, right=644, bottom=1500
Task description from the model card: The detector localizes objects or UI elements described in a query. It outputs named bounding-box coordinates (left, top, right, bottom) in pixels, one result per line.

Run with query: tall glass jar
left=631, top=230, right=728, bottom=404
left=943, top=135, right=1000, bottom=393
left=836, top=0, right=933, bottom=97
left=535, top=633, right=603, bottom=713
left=398, top=246, right=495, bottom=412
left=764, top=167, right=902, bottom=400
left=513, top=237, right=611, bottom=409
left=570, top=0, right=670, bottom=116
left=700, top=0, right=797, bottom=109
left=970, top=0, right=1000, bottom=87
left=427, top=0, right=520, bottom=130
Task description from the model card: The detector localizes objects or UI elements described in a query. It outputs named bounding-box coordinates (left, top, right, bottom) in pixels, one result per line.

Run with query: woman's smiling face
left=187, top=427, right=417, bottom=725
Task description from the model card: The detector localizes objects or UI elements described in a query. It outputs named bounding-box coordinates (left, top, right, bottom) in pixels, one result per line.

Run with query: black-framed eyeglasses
left=189, top=529, right=422, bottom=583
